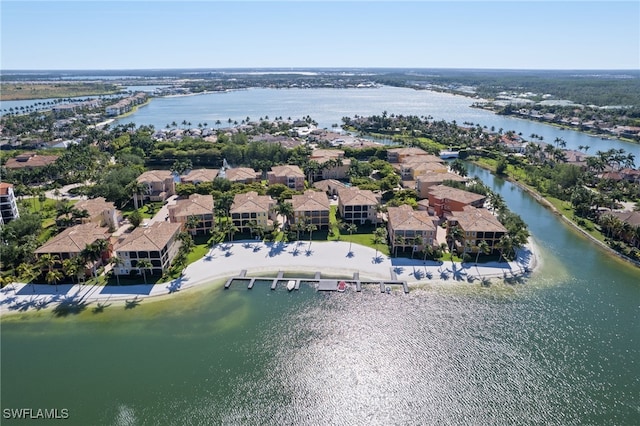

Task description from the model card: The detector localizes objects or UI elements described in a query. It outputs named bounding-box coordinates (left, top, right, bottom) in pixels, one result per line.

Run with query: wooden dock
left=223, top=270, right=408, bottom=294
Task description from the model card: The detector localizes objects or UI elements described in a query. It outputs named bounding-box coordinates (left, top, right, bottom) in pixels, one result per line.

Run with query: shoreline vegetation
left=470, top=160, right=640, bottom=269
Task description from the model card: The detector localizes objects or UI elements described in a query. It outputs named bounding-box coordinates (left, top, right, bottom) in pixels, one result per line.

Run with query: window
left=130, top=252, right=138, bottom=259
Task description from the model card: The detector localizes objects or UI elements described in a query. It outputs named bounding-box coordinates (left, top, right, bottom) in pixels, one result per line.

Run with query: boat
left=286, top=280, right=296, bottom=291
left=337, top=280, right=346, bottom=292
left=385, top=286, right=391, bottom=294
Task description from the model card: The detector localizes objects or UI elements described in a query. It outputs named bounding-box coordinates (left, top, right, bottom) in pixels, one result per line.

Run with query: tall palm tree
left=394, top=234, right=405, bottom=257
left=46, top=269, right=63, bottom=292
left=373, top=227, right=388, bottom=260
left=126, top=181, right=147, bottom=210
left=186, top=215, right=200, bottom=235
left=62, top=258, right=79, bottom=284
left=412, top=234, right=424, bottom=259
left=346, top=223, right=358, bottom=252
left=275, top=201, right=294, bottom=227
left=109, top=256, right=123, bottom=285
left=447, top=226, right=464, bottom=261
left=475, top=240, right=490, bottom=265
left=38, top=253, right=60, bottom=275
left=136, top=259, right=153, bottom=284
left=306, top=223, right=318, bottom=251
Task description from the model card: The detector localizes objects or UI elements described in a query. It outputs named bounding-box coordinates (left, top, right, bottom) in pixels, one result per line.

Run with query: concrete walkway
left=0, top=239, right=538, bottom=316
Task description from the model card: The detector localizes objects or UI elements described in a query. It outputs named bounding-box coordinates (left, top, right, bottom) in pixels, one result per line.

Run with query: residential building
left=416, top=172, right=468, bottom=199
left=168, top=194, right=215, bottom=235
left=230, top=191, right=276, bottom=232
left=395, top=156, right=448, bottom=180
left=72, top=197, right=121, bottom=229
left=34, top=223, right=111, bottom=268
left=427, top=185, right=487, bottom=217
left=4, top=152, right=59, bottom=170
left=180, top=168, right=219, bottom=185
left=113, top=222, right=182, bottom=276
left=387, top=204, right=438, bottom=253
left=309, top=149, right=351, bottom=180
left=0, top=182, right=19, bottom=224
left=225, top=167, right=259, bottom=184
left=313, top=179, right=347, bottom=196
left=447, top=206, right=508, bottom=255
left=337, top=187, right=381, bottom=224
left=387, top=147, right=432, bottom=163
left=136, top=170, right=176, bottom=202
left=267, top=165, right=305, bottom=190
left=291, top=190, right=331, bottom=230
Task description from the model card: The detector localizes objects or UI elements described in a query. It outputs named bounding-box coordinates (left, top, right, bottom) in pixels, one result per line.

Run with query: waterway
left=2, top=88, right=639, bottom=425
left=114, top=86, right=640, bottom=159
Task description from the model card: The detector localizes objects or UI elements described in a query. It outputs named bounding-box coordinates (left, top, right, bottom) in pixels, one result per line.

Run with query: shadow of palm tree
left=224, top=250, right=234, bottom=257
left=305, top=249, right=314, bottom=257
left=252, top=245, right=262, bottom=252
left=346, top=251, right=354, bottom=258
left=467, top=275, right=476, bottom=283
left=412, top=267, right=424, bottom=280
left=393, top=266, right=404, bottom=275
left=125, top=297, right=141, bottom=309
left=92, top=301, right=111, bottom=314
left=290, top=247, right=300, bottom=256
left=480, top=277, right=491, bottom=287
left=53, top=297, right=88, bottom=317
left=425, top=271, right=433, bottom=280
left=439, top=270, right=450, bottom=280
left=268, top=242, right=286, bottom=257
left=372, top=255, right=383, bottom=264
left=0, top=296, right=17, bottom=306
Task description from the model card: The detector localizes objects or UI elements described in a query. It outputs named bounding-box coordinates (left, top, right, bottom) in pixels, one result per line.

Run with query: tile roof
left=115, top=222, right=182, bottom=252
left=230, top=191, right=274, bottom=213
left=269, top=164, right=305, bottom=178
left=416, top=172, right=467, bottom=185
left=137, top=170, right=174, bottom=183
left=387, top=205, right=436, bottom=231
left=338, top=187, right=380, bottom=206
left=225, top=167, right=258, bottom=182
left=449, top=207, right=508, bottom=233
left=603, top=210, right=640, bottom=227
left=428, top=185, right=486, bottom=205
left=35, top=223, right=110, bottom=255
left=388, top=147, right=430, bottom=157
left=291, top=190, right=330, bottom=212
left=73, top=197, right=116, bottom=219
left=169, top=194, right=214, bottom=217
left=5, top=153, right=59, bottom=169
left=181, top=168, right=219, bottom=182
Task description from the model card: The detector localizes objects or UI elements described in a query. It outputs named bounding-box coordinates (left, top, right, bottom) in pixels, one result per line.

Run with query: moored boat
left=286, top=280, right=296, bottom=291
left=337, top=281, right=346, bottom=292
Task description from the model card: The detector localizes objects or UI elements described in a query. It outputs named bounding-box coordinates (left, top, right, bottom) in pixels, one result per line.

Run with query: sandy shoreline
left=0, top=239, right=539, bottom=317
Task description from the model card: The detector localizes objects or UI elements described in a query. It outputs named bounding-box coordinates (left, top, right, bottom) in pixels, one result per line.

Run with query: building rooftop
left=169, top=194, right=214, bottom=217
left=225, top=167, right=258, bottom=182
left=73, top=197, right=117, bottom=219
left=269, top=164, right=305, bottom=178
left=449, top=206, right=508, bottom=233
left=338, top=187, right=380, bottom=206
left=115, top=222, right=182, bottom=252
left=291, top=190, right=330, bottom=212
left=230, top=191, right=274, bottom=213
left=35, top=223, right=110, bottom=255
left=137, top=170, right=174, bottom=183
left=387, top=204, right=436, bottom=231
left=428, top=185, right=487, bottom=205
left=181, top=168, right=219, bottom=183
left=5, top=152, right=59, bottom=169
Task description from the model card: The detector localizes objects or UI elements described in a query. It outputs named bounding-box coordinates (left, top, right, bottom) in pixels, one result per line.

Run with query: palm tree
left=136, top=259, right=153, bottom=284
left=126, top=181, right=147, bottom=210
left=412, top=234, right=423, bottom=259
left=46, top=269, right=63, bottom=292
left=475, top=240, right=490, bottom=265
left=306, top=223, right=318, bottom=251
left=345, top=223, right=358, bottom=252
left=275, top=201, right=294, bottom=227
left=373, top=227, right=388, bottom=260
left=109, top=256, right=123, bottom=285
left=62, top=258, right=79, bottom=284
left=447, top=226, right=464, bottom=261
left=38, top=253, right=60, bottom=275
left=185, top=215, right=200, bottom=235
left=393, top=234, right=405, bottom=257
left=497, top=235, right=514, bottom=263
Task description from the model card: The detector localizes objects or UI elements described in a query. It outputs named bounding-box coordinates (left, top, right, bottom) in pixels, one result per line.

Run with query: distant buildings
left=267, top=165, right=305, bottom=190
left=4, top=152, right=59, bottom=170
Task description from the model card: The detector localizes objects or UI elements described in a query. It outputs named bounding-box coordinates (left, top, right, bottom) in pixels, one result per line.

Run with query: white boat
left=337, top=281, right=346, bottom=292
left=385, top=286, right=392, bottom=294
left=286, top=280, right=296, bottom=291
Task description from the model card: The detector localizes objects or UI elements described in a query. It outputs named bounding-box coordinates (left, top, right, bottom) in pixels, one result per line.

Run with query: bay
left=115, top=86, right=640, bottom=158
left=2, top=87, right=639, bottom=425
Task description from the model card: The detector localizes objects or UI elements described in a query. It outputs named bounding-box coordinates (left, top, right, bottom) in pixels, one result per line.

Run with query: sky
left=1, top=1, right=639, bottom=70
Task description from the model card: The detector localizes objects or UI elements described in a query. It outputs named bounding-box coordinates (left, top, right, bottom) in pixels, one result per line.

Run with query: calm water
left=114, top=86, right=640, bottom=159
left=2, top=89, right=640, bottom=425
